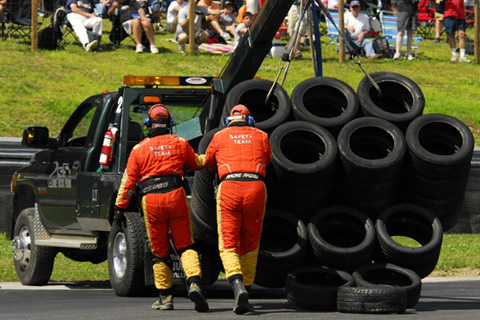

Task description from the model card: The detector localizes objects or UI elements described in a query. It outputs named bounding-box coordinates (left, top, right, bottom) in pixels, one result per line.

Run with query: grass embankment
left=1, top=232, right=479, bottom=282
left=1, top=20, right=479, bottom=143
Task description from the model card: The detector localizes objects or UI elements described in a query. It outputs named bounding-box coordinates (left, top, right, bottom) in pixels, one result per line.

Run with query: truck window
left=66, top=104, right=97, bottom=147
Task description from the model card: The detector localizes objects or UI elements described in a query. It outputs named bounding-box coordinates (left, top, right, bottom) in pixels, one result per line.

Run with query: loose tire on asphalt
left=285, top=266, right=354, bottom=311
left=353, top=263, right=422, bottom=308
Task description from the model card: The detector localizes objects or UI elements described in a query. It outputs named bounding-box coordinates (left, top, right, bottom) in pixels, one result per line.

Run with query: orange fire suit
left=115, top=133, right=205, bottom=290
left=203, top=123, right=272, bottom=286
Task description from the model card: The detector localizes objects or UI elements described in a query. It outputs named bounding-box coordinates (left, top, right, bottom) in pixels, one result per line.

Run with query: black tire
left=12, top=208, right=56, bottom=285
left=357, top=71, right=425, bottom=132
left=254, top=209, right=308, bottom=288
left=108, top=211, right=147, bottom=297
left=222, top=79, right=291, bottom=133
left=375, top=203, right=443, bottom=278
left=405, top=113, right=474, bottom=179
left=307, top=206, right=376, bottom=271
left=291, top=77, right=359, bottom=136
left=269, top=121, right=338, bottom=184
left=285, top=266, right=354, bottom=311
left=353, top=263, right=422, bottom=308
left=337, top=117, right=406, bottom=180
left=337, top=286, right=407, bottom=314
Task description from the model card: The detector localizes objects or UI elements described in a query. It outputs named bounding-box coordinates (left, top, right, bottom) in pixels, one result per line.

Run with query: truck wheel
left=108, top=212, right=146, bottom=297
left=12, top=208, right=56, bottom=285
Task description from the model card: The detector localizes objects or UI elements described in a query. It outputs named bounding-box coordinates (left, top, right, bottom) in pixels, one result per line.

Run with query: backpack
left=38, top=27, right=63, bottom=50
left=373, top=36, right=393, bottom=58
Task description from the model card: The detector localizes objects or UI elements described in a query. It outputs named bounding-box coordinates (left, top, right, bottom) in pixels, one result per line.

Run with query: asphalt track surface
left=1, top=277, right=480, bottom=320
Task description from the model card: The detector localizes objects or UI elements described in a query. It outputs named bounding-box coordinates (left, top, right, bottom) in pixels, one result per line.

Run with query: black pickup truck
left=6, top=75, right=220, bottom=296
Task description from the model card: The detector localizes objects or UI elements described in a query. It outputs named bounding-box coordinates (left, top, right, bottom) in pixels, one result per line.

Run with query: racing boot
left=188, top=281, right=209, bottom=312
left=152, top=291, right=174, bottom=310
left=230, top=278, right=254, bottom=314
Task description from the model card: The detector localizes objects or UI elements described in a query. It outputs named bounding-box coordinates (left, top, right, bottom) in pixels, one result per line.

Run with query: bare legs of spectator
left=448, top=29, right=470, bottom=62
left=434, top=19, right=443, bottom=43
left=132, top=18, right=159, bottom=53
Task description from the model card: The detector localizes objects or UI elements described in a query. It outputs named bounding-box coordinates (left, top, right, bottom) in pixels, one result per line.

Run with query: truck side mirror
left=22, top=127, right=50, bottom=148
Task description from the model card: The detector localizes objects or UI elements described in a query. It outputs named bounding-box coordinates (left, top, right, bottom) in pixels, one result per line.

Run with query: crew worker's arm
left=115, top=147, right=141, bottom=209
left=182, top=139, right=205, bottom=170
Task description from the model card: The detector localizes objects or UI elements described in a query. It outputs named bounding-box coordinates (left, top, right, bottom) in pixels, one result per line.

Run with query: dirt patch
left=429, top=268, right=480, bottom=278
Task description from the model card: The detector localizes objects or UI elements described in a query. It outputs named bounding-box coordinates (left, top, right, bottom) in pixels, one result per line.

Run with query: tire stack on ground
left=188, top=73, right=474, bottom=311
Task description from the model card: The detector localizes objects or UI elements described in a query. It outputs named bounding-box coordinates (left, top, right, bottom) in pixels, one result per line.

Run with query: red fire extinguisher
left=99, top=125, right=117, bottom=170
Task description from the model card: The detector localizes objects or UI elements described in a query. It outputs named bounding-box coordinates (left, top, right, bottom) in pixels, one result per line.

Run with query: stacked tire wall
left=189, top=74, right=475, bottom=307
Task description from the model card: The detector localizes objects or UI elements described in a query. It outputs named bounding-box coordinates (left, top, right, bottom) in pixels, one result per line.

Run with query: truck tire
left=108, top=211, right=147, bottom=297
left=291, top=77, right=359, bottom=137
left=357, top=71, right=425, bottom=132
left=12, top=208, right=56, bottom=285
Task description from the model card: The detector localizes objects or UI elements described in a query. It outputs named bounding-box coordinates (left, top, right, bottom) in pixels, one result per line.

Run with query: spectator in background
left=287, top=0, right=310, bottom=60
left=66, top=0, right=103, bottom=52
left=327, top=0, right=347, bottom=9
left=167, top=0, right=189, bottom=33
left=444, top=0, right=470, bottom=62
left=148, top=0, right=165, bottom=31
left=391, top=0, right=418, bottom=60
left=198, top=0, right=230, bottom=41
left=219, top=1, right=237, bottom=40
left=234, top=10, right=253, bottom=48
left=175, top=0, right=222, bottom=53
left=108, top=0, right=159, bottom=53
left=344, top=1, right=382, bottom=59
left=433, top=0, right=444, bottom=43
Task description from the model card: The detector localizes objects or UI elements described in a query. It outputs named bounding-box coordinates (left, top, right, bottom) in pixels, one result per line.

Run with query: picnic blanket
left=167, top=39, right=235, bottom=54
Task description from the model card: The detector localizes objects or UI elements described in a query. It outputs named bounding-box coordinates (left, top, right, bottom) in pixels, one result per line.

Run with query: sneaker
left=393, top=52, right=401, bottom=60
left=85, top=40, right=98, bottom=52
left=179, top=44, right=185, bottom=53
left=221, top=32, right=232, bottom=41
left=135, top=44, right=145, bottom=53
left=405, top=54, right=415, bottom=61
left=150, top=45, right=159, bottom=54
left=188, top=282, right=209, bottom=312
left=450, top=55, right=458, bottom=62
left=433, top=37, right=440, bottom=43
left=293, top=51, right=302, bottom=60
left=459, top=56, right=471, bottom=63
left=151, top=295, right=173, bottom=310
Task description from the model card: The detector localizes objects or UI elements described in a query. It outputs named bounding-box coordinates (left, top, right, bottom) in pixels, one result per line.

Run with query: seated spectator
left=234, top=10, right=253, bottom=48
left=175, top=0, right=222, bottom=53
left=219, top=1, right=237, bottom=39
left=344, top=1, right=382, bottom=59
left=167, top=0, right=189, bottom=33
left=66, top=0, right=103, bottom=52
left=108, top=0, right=159, bottom=53
left=198, top=0, right=230, bottom=41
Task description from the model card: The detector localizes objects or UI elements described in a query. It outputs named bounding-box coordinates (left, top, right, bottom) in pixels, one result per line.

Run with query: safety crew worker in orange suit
left=203, top=104, right=272, bottom=314
left=114, top=104, right=208, bottom=312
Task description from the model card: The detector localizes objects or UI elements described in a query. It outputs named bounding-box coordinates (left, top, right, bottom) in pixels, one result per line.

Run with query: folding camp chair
left=416, top=0, right=435, bottom=39
left=380, top=11, right=422, bottom=58
left=325, top=9, right=340, bottom=51
left=3, top=0, right=43, bottom=44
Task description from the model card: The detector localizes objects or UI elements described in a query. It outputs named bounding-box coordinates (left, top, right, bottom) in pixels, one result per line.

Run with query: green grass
left=1, top=232, right=479, bottom=282
left=1, top=20, right=479, bottom=143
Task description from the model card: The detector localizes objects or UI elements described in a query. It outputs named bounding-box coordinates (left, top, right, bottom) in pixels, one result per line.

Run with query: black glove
left=114, top=206, right=126, bottom=223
